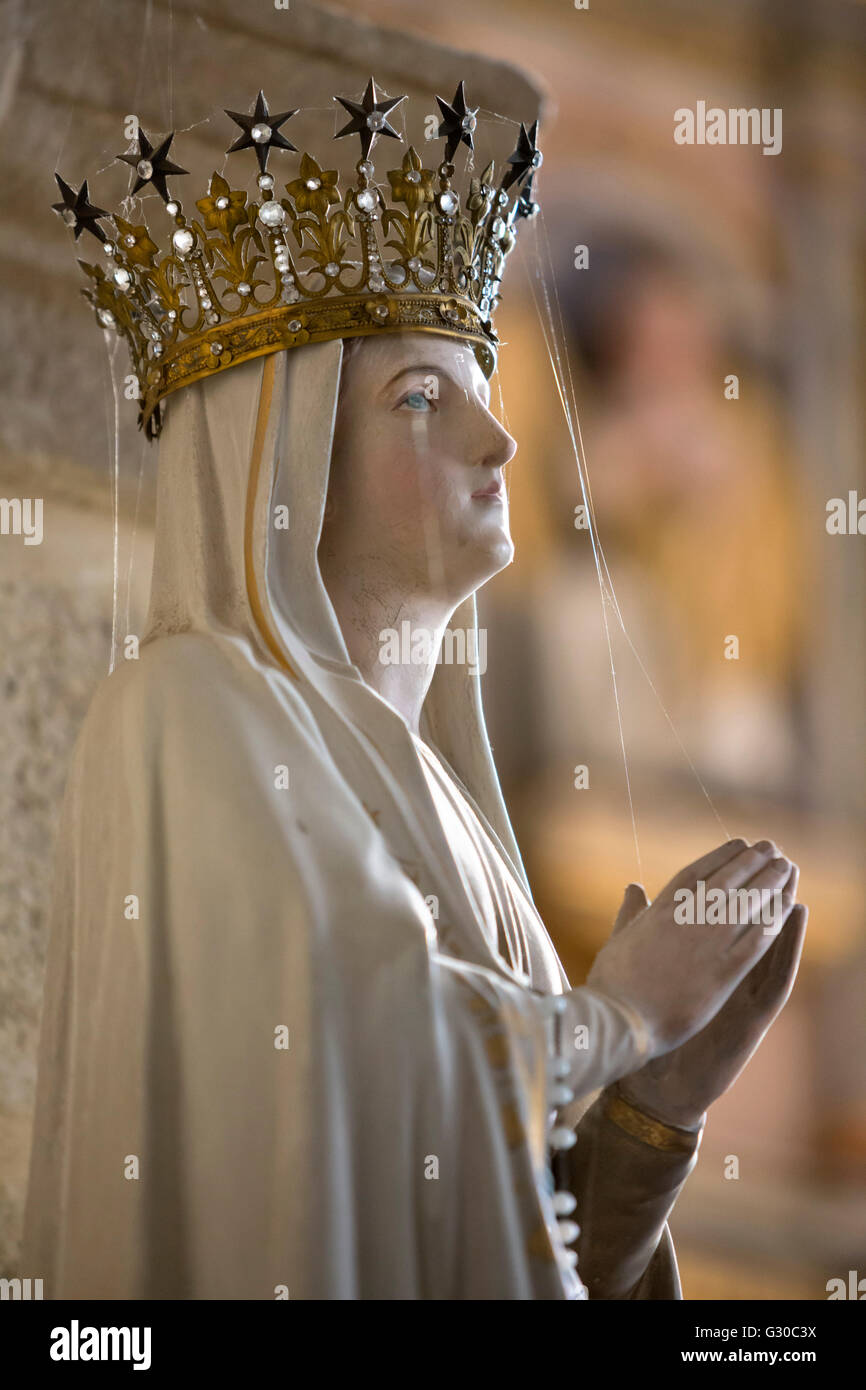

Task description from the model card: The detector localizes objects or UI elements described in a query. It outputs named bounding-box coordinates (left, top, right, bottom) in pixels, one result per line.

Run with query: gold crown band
left=142, top=292, right=497, bottom=437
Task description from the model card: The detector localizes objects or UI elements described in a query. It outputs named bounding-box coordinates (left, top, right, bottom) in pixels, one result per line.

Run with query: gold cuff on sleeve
left=604, top=1084, right=705, bottom=1154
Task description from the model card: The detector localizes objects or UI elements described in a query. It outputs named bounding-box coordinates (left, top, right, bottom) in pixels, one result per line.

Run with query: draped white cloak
left=23, top=341, right=656, bottom=1298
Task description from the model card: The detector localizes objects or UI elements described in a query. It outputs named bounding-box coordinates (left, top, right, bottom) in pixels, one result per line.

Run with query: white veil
left=145, top=337, right=552, bottom=977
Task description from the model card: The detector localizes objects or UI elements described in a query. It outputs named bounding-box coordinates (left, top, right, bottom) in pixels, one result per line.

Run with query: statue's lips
left=471, top=480, right=503, bottom=499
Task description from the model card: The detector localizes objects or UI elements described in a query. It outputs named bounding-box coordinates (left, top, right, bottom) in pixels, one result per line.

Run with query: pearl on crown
left=259, top=200, right=286, bottom=227
left=172, top=228, right=194, bottom=255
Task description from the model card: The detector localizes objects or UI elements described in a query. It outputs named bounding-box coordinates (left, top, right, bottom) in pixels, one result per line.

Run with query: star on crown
left=116, top=130, right=188, bottom=203
left=436, top=81, right=479, bottom=162
left=51, top=174, right=109, bottom=241
left=334, top=77, right=407, bottom=159
left=225, top=90, right=299, bottom=173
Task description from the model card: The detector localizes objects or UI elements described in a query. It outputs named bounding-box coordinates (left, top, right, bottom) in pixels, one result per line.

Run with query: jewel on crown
left=52, top=79, right=542, bottom=439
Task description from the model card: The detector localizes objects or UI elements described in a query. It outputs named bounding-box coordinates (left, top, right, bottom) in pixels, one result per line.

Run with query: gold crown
left=52, top=80, right=542, bottom=439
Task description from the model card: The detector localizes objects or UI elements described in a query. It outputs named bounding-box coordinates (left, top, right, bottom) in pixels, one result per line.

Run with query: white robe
left=23, top=342, right=666, bottom=1298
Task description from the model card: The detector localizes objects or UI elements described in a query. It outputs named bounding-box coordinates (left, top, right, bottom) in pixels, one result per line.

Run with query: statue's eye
left=400, top=390, right=434, bottom=412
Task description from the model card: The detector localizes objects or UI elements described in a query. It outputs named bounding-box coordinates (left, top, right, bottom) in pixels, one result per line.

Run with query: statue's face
left=320, top=332, right=517, bottom=609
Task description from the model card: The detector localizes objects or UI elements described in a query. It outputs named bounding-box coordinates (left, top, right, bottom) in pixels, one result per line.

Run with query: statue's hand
left=612, top=875, right=808, bottom=1129
left=587, top=839, right=795, bottom=1056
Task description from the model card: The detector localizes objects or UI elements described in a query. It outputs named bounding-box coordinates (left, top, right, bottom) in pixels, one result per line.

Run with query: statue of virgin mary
left=27, top=69, right=807, bottom=1289
left=20, top=316, right=727, bottom=1299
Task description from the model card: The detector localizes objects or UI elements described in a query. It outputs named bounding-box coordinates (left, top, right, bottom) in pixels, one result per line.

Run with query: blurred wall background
left=1, top=0, right=864, bottom=1297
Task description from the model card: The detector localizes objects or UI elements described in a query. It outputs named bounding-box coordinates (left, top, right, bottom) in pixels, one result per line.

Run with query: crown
left=52, top=80, right=542, bottom=439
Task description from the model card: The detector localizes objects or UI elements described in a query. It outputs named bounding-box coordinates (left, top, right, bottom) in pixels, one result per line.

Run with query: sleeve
left=563, top=1087, right=702, bottom=1299
left=22, top=637, right=653, bottom=1300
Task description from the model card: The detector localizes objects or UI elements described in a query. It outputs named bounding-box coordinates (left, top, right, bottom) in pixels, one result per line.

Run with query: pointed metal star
left=224, top=90, right=299, bottom=174
left=514, top=172, right=542, bottom=221
left=435, top=81, right=479, bottom=163
left=515, top=171, right=540, bottom=220
left=117, top=129, right=188, bottom=203
left=51, top=173, right=109, bottom=242
left=334, top=77, right=406, bottom=160
left=502, top=120, right=542, bottom=192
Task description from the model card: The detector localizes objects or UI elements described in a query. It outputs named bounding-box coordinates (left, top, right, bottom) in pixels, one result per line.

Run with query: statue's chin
left=459, top=532, right=515, bottom=597
left=489, top=533, right=515, bottom=573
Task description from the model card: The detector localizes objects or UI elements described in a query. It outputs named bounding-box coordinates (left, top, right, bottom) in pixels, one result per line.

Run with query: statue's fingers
left=781, top=862, right=800, bottom=914
left=664, top=838, right=749, bottom=896
left=748, top=860, right=800, bottom=940
left=704, top=842, right=781, bottom=895
left=612, top=882, right=650, bottom=935
left=778, top=902, right=808, bottom=989
left=727, top=857, right=793, bottom=932
left=717, top=860, right=792, bottom=956
left=744, top=903, right=808, bottom=1009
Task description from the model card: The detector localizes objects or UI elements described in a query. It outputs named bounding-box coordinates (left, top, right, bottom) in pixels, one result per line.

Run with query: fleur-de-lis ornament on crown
left=52, top=79, right=542, bottom=438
